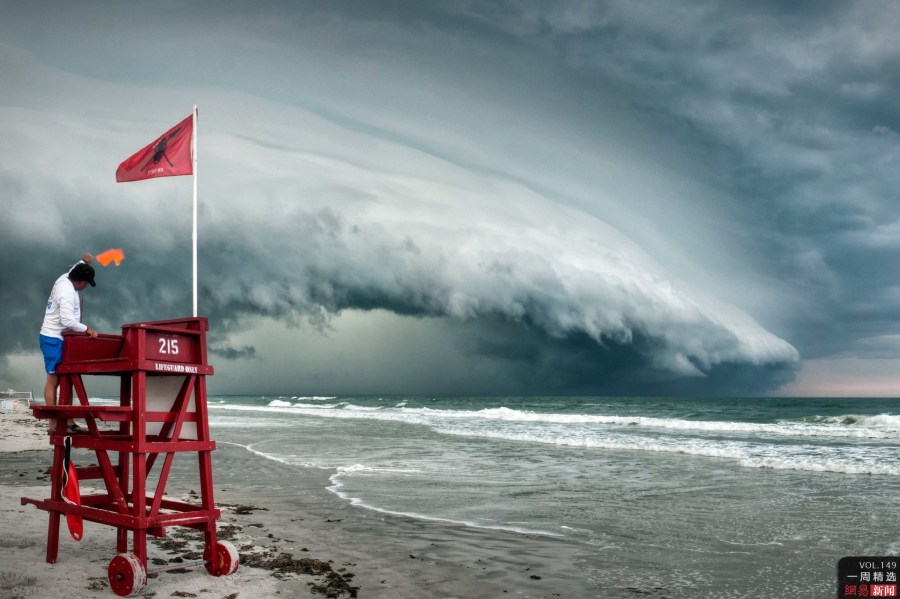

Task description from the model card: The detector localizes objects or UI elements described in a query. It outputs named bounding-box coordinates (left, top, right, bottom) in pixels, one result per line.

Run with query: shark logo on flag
left=116, top=114, right=194, bottom=182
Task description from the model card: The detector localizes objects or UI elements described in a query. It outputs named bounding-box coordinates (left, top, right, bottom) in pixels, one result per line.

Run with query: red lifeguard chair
left=22, top=317, right=239, bottom=596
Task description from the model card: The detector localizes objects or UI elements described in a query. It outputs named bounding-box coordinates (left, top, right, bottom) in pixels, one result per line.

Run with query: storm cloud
left=3, top=1, right=898, bottom=396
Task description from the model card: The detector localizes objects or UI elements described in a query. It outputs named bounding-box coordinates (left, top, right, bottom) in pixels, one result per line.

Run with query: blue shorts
left=39, top=335, right=63, bottom=374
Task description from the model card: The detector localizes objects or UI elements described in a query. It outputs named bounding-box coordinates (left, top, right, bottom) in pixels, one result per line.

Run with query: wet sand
left=0, top=411, right=572, bottom=598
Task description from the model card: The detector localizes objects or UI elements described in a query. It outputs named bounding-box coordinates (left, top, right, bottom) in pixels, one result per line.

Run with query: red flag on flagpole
left=116, top=114, right=194, bottom=182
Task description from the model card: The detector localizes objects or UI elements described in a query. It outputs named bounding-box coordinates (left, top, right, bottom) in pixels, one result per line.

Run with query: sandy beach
left=0, top=411, right=311, bottom=598
left=0, top=410, right=570, bottom=599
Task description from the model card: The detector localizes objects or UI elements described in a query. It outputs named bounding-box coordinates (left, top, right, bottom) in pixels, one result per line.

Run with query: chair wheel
left=108, top=553, right=146, bottom=597
left=206, top=540, right=239, bottom=576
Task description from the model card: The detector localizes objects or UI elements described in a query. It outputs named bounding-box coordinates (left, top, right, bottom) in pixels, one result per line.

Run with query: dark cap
left=69, top=263, right=96, bottom=287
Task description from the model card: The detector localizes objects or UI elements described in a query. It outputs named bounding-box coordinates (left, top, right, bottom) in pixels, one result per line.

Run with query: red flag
left=61, top=435, right=83, bottom=541
left=116, top=114, right=193, bottom=182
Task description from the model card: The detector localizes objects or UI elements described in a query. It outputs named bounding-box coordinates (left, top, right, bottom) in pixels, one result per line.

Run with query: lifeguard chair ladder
left=22, top=317, right=239, bottom=596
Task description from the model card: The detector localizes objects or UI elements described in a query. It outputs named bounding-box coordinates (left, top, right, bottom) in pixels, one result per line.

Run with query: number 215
left=159, top=337, right=179, bottom=355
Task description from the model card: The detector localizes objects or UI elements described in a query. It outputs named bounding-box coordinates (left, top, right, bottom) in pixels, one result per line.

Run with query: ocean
left=205, top=395, right=898, bottom=598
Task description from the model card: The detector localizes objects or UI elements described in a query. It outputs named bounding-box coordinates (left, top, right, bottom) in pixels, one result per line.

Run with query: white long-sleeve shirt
left=40, top=273, right=87, bottom=339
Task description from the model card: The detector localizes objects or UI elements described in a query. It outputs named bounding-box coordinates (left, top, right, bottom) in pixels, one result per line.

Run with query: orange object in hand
left=96, top=248, right=125, bottom=267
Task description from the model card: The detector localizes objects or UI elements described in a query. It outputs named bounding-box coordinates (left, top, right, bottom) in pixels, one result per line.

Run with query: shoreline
left=0, top=411, right=574, bottom=598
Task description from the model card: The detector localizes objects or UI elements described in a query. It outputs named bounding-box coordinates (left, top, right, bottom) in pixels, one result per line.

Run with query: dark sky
left=2, top=1, right=899, bottom=397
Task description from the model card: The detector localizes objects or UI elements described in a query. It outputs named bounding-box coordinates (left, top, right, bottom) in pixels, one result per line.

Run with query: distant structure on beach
left=0, top=389, right=32, bottom=413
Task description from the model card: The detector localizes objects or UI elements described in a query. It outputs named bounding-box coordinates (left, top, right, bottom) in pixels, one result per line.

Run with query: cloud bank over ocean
left=199, top=120, right=799, bottom=390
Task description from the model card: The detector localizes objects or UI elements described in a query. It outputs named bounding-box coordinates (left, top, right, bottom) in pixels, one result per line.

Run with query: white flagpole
left=192, top=105, right=198, bottom=317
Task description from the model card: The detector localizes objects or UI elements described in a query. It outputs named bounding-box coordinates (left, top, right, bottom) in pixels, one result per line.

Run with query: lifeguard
left=39, top=260, right=99, bottom=432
